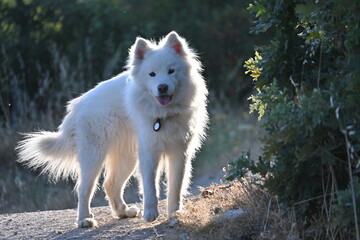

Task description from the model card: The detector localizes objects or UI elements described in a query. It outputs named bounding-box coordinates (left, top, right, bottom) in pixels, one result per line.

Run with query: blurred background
left=0, top=0, right=266, bottom=213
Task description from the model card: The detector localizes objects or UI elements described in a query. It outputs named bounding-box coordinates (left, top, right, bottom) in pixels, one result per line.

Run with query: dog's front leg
left=139, top=146, right=160, bottom=222
left=167, top=153, right=189, bottom=219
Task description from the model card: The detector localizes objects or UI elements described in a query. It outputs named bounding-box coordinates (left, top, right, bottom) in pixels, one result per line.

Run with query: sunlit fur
left=16, top=31, right=208, bottom=227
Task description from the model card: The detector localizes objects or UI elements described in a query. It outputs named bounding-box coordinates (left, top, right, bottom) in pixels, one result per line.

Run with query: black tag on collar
left=153, top=118, right=161, bottom=132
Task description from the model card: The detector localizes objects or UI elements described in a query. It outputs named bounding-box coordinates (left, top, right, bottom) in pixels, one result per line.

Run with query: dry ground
left=0, top=200, right=192, bottom=240
left=0, top=180, right=299, bottom=240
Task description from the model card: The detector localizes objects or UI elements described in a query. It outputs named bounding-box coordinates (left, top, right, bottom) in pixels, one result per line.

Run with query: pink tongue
left=157, top=95, right=171, bottom=105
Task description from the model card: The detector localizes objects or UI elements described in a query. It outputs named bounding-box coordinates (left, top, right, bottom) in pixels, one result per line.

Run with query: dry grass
left=177, top=177, right=302, bottom=240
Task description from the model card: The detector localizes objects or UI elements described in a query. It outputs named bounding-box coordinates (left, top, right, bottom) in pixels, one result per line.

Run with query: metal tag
left=153, top=118, right=161, bottom=132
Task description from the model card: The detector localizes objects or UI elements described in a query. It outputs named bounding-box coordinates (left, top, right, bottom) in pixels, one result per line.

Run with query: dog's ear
left=164, top=31, right=186, bottom=56
left=130, top=37, right=151, bottom=66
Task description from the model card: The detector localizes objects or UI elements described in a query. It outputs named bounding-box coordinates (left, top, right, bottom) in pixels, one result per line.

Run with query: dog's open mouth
left=156, top=95, right=173, bottom=105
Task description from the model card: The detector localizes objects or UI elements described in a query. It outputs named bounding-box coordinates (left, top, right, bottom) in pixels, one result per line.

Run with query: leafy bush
left=228, top=0, right=360, bottom=238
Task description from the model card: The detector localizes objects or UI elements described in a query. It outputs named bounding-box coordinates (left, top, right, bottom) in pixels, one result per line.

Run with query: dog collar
left=153, top=118, right=161, bottom=132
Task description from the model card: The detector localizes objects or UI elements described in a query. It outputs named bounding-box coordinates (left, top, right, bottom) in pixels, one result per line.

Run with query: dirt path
left=0, top=172, right=224, bottom=240
left=0, top=200, right=194, bottom=240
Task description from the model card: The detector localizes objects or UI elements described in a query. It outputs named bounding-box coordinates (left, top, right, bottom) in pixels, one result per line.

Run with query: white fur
left=16, top=31, right=208, bottom=227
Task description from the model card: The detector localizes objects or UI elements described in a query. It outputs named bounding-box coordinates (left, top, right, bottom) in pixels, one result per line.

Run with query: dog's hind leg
left=76, top=148, right=104, bottom=228
left=103, top=148, right=140, bottom=219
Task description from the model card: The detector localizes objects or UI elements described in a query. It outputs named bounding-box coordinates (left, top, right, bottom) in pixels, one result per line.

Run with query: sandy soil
left=0, top=169, right=224, bottom=240
left=0, top=200, right=197, bottom=240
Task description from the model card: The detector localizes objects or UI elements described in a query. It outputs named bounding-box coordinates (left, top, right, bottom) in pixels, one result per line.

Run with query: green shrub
left=228, top=0, right=360, bottom=238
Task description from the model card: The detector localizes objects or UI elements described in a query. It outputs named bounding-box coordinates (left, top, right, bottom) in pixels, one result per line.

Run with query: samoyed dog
left=17, top=31, right=208, bottom=228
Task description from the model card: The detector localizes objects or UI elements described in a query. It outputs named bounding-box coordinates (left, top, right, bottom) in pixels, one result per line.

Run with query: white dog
left=17, top=31, right=208, bottom=228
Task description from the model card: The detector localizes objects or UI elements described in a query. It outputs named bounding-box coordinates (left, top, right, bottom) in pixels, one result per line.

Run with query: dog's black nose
left=157, top=84, right=168, bottom=94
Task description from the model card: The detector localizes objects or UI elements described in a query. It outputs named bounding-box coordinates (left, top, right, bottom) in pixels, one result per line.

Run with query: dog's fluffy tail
left=16, top=131, right=78, bottom=181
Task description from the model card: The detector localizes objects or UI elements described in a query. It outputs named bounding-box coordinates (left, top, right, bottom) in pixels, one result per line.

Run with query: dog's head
left=128, top=32, right=193, bottom=106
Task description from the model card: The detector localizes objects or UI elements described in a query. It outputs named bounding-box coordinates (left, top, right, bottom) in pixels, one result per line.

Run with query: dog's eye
left=149, top=72, right=156, bottom=77
left=168, top=69, right=175, bottom=74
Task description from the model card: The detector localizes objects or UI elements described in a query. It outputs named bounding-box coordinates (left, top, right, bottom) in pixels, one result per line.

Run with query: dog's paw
left=168, top=210, right=182, bottom=220
left=126, top=206, right=140, bottom=218
left=77, top=218, right=98, bottom=228
left=114, top=205, right=140, bottom=219
left=143, top=208, right=159, bottom=222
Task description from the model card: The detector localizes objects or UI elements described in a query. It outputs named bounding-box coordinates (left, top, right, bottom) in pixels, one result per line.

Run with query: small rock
left=168, top=219, right=179, bottom=228
left=179, top=233, right=190, bottom=240
left=213, top=207, right=222, bottom=214
left=201, top=188, right=214, bottom=197
left=222, top=209, right=245, bottom=220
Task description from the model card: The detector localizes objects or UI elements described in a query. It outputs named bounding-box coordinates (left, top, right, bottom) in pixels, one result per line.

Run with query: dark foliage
left=228, top=0, right=360, bottom=238
left=0, top=0, right=264, bottom=128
